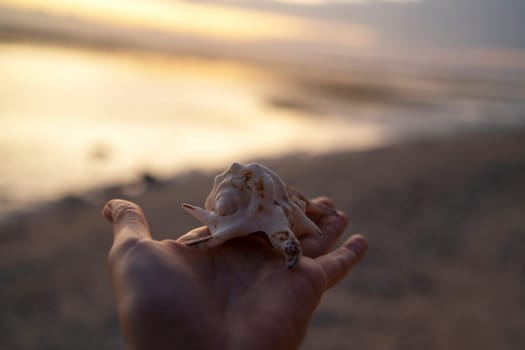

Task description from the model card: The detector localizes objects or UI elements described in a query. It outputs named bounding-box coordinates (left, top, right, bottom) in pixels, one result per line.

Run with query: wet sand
left=1, top=128, right=524, bottom=349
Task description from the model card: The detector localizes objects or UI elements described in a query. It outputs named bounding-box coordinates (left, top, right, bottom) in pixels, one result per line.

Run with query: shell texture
left=182, top=162, right=323, bottom=268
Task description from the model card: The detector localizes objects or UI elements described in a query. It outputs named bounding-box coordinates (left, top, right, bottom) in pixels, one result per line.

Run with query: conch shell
left=182, top=162, right=325, bottom=268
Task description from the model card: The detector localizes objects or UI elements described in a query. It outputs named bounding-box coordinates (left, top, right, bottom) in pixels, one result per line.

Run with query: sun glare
left=3, top=0, right=376, bottom=48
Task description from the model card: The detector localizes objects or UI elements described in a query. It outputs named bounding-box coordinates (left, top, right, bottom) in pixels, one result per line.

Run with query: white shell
left=182, top=162, right=323, bottom=268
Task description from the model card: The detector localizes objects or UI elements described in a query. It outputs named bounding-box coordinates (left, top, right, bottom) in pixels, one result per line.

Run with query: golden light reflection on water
left=0, top=43, right=384, bottom=210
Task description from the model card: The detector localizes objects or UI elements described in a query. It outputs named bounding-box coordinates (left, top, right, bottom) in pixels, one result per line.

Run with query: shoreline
left=1, top=126, right=521, bottom=227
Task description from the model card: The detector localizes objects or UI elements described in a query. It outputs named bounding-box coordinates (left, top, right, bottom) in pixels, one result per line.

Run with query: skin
left=103, top=197, right=367, bottom=350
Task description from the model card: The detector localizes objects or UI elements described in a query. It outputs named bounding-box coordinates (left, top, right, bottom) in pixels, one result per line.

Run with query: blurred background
left=1, top=0, right=524, bottom=349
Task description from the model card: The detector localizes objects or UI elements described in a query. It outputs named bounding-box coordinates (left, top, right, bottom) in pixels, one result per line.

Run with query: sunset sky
left=0, top=0, right=524, bottom=72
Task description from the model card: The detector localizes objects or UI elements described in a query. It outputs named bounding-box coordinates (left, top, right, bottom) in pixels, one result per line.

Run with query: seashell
left=182, top=162, right=326, bottom=268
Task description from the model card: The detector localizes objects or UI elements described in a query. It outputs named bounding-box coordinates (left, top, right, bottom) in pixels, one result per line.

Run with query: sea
left=1, top=42, right=524, bottom=218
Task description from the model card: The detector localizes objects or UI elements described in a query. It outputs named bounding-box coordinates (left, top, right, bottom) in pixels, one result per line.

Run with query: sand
left=1, top=128, right=524, bottom=350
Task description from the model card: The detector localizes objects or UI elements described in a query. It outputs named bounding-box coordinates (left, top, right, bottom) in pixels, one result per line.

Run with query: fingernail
left=102, top=202, right=114, bottom=222
left=348, top=236, right=367, bottom=256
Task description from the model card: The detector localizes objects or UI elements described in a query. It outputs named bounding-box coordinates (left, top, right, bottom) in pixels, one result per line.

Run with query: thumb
left=102, top=199, right=152, bottom=250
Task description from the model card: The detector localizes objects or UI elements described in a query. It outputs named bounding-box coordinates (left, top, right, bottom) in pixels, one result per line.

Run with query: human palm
left=103, top=198, right=367, bottom=350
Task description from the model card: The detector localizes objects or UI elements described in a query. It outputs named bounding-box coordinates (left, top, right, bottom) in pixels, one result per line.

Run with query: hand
left=103, top=197, right=367, bottom=350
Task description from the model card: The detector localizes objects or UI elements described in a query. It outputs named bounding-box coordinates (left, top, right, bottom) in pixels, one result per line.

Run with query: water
left=1, top=42, right=524, bottom=216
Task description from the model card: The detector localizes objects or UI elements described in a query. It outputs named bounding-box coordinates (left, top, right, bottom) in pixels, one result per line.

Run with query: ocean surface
left=1, top=42, right=524, bottom=217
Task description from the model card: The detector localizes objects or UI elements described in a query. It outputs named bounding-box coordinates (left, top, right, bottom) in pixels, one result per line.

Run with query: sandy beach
left=1, top=128, right=524, bottom=349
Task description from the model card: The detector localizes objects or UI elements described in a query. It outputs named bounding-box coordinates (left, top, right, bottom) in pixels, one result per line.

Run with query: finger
left=306, top=196, right=337, bottom=221
left=316, top=234, right=367, bottom=290
left=102, top=199, right=152, bottom=250
left=310, top=196, right=335, bottom=209
left=176, top=226, right=211, bottom=244
left=301, top=211, right=349, bottom=258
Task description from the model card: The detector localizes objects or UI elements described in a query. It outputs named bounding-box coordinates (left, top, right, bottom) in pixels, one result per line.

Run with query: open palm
left=104, top=198, right=367, bottom=350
